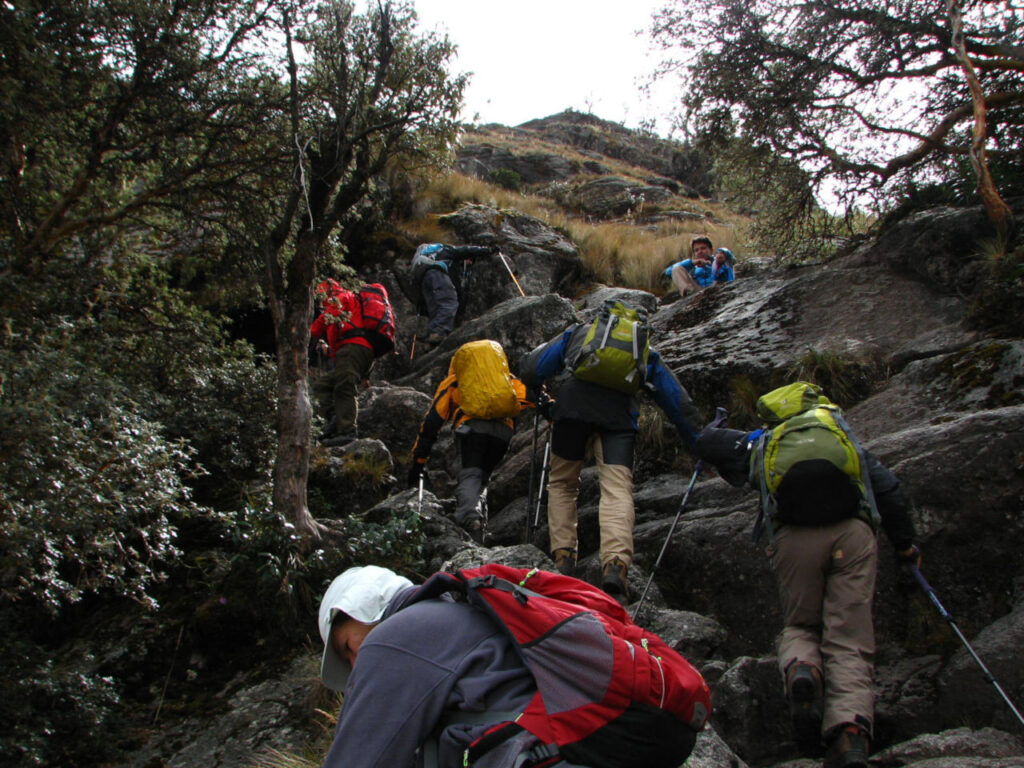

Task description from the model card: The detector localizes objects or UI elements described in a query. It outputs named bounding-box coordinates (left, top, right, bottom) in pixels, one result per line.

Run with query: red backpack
left=411, top=564, right=711, bottom=768
left=353, top=283, right=396, bottom=356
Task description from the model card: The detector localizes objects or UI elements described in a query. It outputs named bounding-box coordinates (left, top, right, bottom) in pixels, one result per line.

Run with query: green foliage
left=0, top=633, right=123, bottom=768
left=783, top=348, right=879, bottom=409
left=488, top=168, right=522, bottom=192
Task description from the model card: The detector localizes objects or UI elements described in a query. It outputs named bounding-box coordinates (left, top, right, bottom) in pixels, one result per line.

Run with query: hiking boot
left=823, top=724, right=870, bottom=768
left=601, top=559, right=630, bottom=602
left=464, top=517, right=486, bottom=545
left=421, top=332, right=445, bottom=350
left=786, top=662, right=824, bottom=749
left=551, top=548, right=577, bottom=577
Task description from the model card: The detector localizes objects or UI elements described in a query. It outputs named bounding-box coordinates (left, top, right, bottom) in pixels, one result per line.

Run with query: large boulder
left=543, top=176, right=672, bottom=219
left=357, top=385, right=432, bottom=457
left=394, top=294, right=578, bottom=394
left=455, top=142, right=580, bottom=184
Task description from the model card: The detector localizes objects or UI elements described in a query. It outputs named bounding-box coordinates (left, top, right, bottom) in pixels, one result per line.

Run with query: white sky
left=410, top=0, right=680, bottom=135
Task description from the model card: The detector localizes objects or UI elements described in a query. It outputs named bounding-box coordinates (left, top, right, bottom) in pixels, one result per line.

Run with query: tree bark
left=948, top=0, right=1016, bottom=244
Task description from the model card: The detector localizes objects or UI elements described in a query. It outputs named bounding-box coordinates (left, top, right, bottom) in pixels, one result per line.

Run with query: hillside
left=34, top=114, right=1024, bottom=768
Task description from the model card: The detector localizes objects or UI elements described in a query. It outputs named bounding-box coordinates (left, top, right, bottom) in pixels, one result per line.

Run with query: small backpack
left=749, top=382, right=879, bottom=541
left=411, top=564, right=710, bottom=768
left=450, top=340, right=522, bottom=421
left=571, top=300, right=651, bottom=394
left=356, top=283, right=396, bottom=356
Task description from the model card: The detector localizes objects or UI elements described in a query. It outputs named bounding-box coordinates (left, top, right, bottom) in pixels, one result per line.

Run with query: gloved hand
left=538, top=392, right=555, bottom=421
left=487, top=245, right=500, bottom=255
left=895, top=544, right=922, bottom=568
left=407, top=462, right=426, bottom=487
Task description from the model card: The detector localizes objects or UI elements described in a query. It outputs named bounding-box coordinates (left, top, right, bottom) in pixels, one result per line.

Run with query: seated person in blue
left=665, top=238, right=736, bottom=296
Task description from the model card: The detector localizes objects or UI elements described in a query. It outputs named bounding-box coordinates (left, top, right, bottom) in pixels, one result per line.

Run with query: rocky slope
left=115, top=126, right=1024, bottom=767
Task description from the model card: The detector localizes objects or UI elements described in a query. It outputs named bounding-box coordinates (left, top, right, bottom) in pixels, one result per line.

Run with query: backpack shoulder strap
left=750, top=430, right=777, bottom=545
left=830, top=411, right=881, bottom=531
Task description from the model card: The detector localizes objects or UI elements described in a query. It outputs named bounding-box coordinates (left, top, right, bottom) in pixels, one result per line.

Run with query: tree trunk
left=266, top=231, right=324, bottom=540
left=947, top=0, right=1016, bottom=244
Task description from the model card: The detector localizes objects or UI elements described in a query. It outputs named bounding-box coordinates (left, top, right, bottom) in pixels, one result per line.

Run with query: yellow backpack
left=450, top=340, right=522, bottom=421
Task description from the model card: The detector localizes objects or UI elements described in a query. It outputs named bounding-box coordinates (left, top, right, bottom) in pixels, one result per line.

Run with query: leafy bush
left=488, top=168, right=522, bottom=192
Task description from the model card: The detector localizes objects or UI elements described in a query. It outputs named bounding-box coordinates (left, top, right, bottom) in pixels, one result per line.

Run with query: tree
left=648, top=0, right=1024, bottom=239
left=247, top=0, right=465, bottom=538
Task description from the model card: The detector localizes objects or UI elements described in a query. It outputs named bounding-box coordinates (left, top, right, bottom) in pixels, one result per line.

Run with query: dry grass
left=407, top=172, right=753, bottom=294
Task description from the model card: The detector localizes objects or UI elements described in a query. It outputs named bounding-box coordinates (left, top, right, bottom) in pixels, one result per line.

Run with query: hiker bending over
left=318, top=564, right=708, bottom=768
left=409, top=340, right=532, bottom=543
left=411, top=242, right=497, bottom=351
left=663, top=236, right=733, bottom=297
left=519, top=301, right=703, bottom=600
left=310, top=279, right=375, bottom=447
left=694, top=381, right=921, bottom=768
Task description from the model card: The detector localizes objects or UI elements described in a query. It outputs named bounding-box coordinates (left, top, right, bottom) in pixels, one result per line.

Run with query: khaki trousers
left=770, top=518, right=878, bottom=737
left=314, top=343, right=375, bottom=435
left=547, top=435, right=635, bottom=568
left=671, top=264, right=702, bottom=296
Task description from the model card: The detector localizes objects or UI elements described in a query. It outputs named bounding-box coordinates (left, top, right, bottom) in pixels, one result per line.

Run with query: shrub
left=488, top=168, right=522, bottom=192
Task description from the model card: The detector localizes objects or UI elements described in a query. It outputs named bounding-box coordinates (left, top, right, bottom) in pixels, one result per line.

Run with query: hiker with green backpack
left=518, top=300, right=703, bottom=600
left=694, top=381, right=922, bottom=768
left=409, top=340, right=532, bottom=543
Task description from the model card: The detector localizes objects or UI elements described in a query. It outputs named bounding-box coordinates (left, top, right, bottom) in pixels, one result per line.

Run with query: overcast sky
left=410, top=0, right=680, bottom=134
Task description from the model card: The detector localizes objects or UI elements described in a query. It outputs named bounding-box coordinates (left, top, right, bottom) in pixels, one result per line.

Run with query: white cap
left=318, top=566, right=413, bottom=691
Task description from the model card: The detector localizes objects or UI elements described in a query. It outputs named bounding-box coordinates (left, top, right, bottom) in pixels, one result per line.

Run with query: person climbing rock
left=410, top=242, right=497, bottom=350
left=310, top=279, right=375, bottom=446
left=518, top=300, right=703, bottom=601
left=317, top=563, right=708, bottom=768
left=409, top=340, right=532, bottom=543
left=694, top=381, right=922, bottom=767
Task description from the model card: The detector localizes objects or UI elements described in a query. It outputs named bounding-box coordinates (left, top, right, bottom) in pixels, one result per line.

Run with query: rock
left=544, top=175, right=672, bottom=219
left=443, top=543, right=550, bottom=572
left=687, top=726, right=751, bottom=768
left=358, top=385, right=432, bottom=458
left=873, top=654, right=944, bottom=745
left=937, top=599, right=1024, bottom=733
left=709, top=655, right=792, bottom=766
left=576, top=284, right=659, bottom=320
left=642, top=608, right=729, bottom=663
left=455, top=142, right=580, bottom=184
left=870, top=727, right=1024, bottom=766
left=309, top=438, right=396, bottom=516
left=394, top=294, right=578, bottom=394
left=118, top=654, right=319, bottom=768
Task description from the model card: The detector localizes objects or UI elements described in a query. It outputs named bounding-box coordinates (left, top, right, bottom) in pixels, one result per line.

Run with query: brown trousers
left=314, top=343, right=375, bottom=435
left=769, top=518, right=878, bottom=737
left=547, top=435, right=635, bottom=569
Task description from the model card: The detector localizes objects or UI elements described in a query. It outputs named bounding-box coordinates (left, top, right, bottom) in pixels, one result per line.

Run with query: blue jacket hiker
left=411, top=242, right=497, bottom=350
left=518, top=316, right=702, bottom=597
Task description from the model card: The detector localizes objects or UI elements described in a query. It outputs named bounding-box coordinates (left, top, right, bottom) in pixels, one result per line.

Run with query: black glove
left=487, top=245, right=500, bottom=255
left=895, top=543, right=922, bottom=568
left=538, top=393, right=555, bottom=421
left=407, top=462, right=425, bottom=487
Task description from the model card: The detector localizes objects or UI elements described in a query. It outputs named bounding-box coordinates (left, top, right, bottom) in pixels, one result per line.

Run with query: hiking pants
left=546, top=419, right=635, bottom=569
left=421, top=268, right=459, bottom=336
left=455, top=431, right=510, bottom=526
left=314, top=343, right=374, bottom=435
left=770, top=518, right=878, bottom=738
left=671, top=264, right=702, bottom=296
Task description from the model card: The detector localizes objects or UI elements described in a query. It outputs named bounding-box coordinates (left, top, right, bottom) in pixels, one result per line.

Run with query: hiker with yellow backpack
left=409, top=340, right=533, bottom=544
left=694, top=381, right=921, bottom=768
left=518, top=300, right=703, bottom=600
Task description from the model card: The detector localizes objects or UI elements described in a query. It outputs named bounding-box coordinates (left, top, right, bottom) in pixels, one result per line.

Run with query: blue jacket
left=664, top=259, right=733, bottom=287
left=519, top=325, right=703, bottom=447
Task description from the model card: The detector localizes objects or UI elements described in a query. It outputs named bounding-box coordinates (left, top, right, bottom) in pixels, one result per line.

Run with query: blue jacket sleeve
left=647, top=349, right=703, bottom=448
left=518, top=327, right=575, bottom=386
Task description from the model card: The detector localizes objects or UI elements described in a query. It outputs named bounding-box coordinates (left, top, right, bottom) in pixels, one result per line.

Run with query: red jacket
left=310, top=285, right=373, bottom=356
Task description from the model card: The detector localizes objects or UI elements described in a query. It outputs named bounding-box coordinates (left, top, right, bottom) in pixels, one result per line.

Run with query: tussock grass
left=408, top=173, right=752, bottom=294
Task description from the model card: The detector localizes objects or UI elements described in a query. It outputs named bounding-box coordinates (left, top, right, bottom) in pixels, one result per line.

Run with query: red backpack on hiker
left=411, top=564, right=711, bottom=768
left=354, top=283, right=396, bottom=356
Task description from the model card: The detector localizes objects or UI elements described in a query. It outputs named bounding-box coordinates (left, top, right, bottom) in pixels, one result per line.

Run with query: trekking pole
left=633, top=407, right=729, bottom=620
left=532, top=426, right=552, bottom=532
left=409, top=311, right=422, bottom=361
left=497, top=251, right=526, bottom=297
left=417, top=475, right=425, bottom=517
left=524, top=410, right=541, bottom=544
left=908, top=564, right=1024, bottom=727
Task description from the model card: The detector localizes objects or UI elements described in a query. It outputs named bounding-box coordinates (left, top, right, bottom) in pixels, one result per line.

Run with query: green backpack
left=748, top=382, right=879, bottom=542
left=571, top=300, right=651, bottom=394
